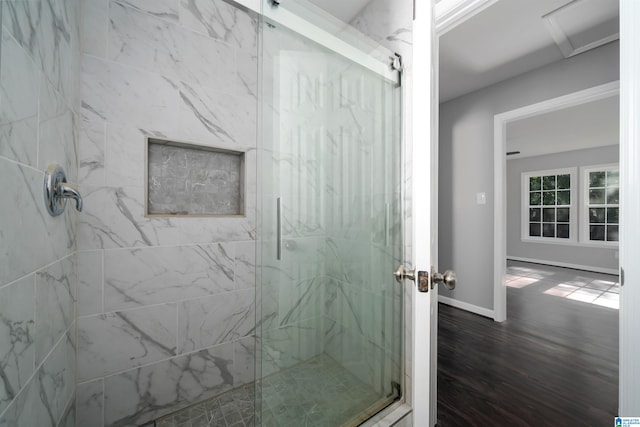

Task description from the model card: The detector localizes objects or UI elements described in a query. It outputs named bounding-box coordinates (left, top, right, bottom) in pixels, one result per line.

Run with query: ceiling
left=506, top=95, right=619, bottom=159
left=439, top=0, right=619, bottom=103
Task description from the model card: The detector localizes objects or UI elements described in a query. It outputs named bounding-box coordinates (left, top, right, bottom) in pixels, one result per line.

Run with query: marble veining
left=76, top=379, right=104, bottom=427
left=178, top=289, right=255, bottom=354
left=79, top=186, right=179, bottom=250
left=34, top=256, right=76, bottom=366
left=0, top=27, right=39, bottom=167
left=81, top=55, right=256, bottom=148
left=0, top=329, right=76, bottom=427
left=114, top=0, right=180, bottom=22
left=78, top=120, right=106, bottom=186
left=103, top=344, right=234, bottom=426
left=76, top=250, right=103, bottom=317
left=233, top=241, right=256, bottom=290
left=0, top=276, right=35, bottom=416
left=37, top=330, right=77, bottom=426
left=77, top=304, right=178, bottom=382
left=104, top=243, right=234, bottom=311
left=111, top=1, right=238, bottom=92
left=1, top=0, right=80, bottom=424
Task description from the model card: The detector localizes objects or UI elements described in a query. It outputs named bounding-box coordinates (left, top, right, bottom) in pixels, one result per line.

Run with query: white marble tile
left=178, top=0, right=254, bottom=45
left=3, top=0, right=79, bottom=108
left=37, top=329, right=76, bottom=426
left=77, top=250, right=103, bottom=316
left=82, top=0, right=109, bottom=57
left=1, top=328, right=77, bottom=427
left=76, top=379, right=104, bottom=427
left=350, top=0, right=413, bottom=59
left=38, top=88, right=78, bottom=182
left=103, top=343, right=234, bottom=426
left=233, top=336, right=255, bottom=386
left=77, top=303, right=177, bottom=381
left=81, top=55, right=256, bottom=149
left=0, top=117, right=38, bottom=169
left=105, top=124, right=145, bottom=187
left=178, top=288, right=254, bottom=353
left=234, top=241, right=255, bottom=289
left=58, top=396, right=76, bottom=427
left=0, top=27, right=39, bottom=167
left=109, top=1, right=237, bottom=92
left=34, top=256, right=76, bottom=366
left=0, top=367, right=48, bottom=427
left=175, top=214, right=256, bottom=245
left=114, top=0, right=179, bottom=22
left=103, top=243, right=234, bottom=311
left=0, top=275, right=35, bottom=416
left=78, top=185, right=179, bottom=250
left=78, top=120, right=106, bottom=186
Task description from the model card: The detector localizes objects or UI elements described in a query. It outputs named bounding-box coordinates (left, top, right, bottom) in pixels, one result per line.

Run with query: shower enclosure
left=256, top=1, right=405, bottom=425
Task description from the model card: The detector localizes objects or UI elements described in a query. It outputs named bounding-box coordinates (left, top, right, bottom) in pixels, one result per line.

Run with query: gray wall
left=438, top=41, right=619, bottom=311
left=507, top=146, right=619, bottom=271
left=0, top=0, right=81, bottom=425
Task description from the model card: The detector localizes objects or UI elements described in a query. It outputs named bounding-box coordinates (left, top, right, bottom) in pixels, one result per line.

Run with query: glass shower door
left=257, top=4, right=403, bottom=425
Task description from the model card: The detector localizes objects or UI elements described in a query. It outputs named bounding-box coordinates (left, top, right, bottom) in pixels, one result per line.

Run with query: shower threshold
left=153, top=353, right=397, bottom=427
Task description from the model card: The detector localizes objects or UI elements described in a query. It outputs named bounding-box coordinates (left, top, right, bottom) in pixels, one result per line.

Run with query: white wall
left=507, top=146, right=619, bottom=272
left=438, top=41, right=619, bottom=311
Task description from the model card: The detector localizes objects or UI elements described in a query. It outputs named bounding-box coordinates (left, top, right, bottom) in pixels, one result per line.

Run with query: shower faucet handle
left=44, top=164, right=84, bottom=216
left=58, top=182, right=83, bottom=212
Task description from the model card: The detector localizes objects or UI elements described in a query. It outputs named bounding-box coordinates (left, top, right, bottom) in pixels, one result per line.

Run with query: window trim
left=580, top=163, right=620, bottom=247
left=521, top=167, right=578, bottom=243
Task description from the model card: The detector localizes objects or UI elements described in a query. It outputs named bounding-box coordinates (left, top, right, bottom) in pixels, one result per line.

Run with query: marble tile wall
left=0, top=0, right=81, bottom=426
left=77, top=0, right=258, bottom=425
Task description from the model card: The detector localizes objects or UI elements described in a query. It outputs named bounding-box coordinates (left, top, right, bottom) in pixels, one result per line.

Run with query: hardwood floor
left=437, top=261, right=619, bottom=427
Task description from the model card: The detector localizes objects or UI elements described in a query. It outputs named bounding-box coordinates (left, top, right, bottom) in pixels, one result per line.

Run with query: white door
left=411, top=1, right=446, bottom=425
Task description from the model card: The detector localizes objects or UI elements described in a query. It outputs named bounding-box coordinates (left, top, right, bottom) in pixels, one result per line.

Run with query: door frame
left=492, top=81, right=620, bottom=322
left=619, top=0, right=640, bottom=414
left=430, top=0, right=640, bottom=422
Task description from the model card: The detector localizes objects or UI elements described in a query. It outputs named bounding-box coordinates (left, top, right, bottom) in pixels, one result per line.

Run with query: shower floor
left=154, top=353, right=383, bottom=427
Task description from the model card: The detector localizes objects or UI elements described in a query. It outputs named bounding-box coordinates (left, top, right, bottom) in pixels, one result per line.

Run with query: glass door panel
left=257, top=3, right=403, bottom=425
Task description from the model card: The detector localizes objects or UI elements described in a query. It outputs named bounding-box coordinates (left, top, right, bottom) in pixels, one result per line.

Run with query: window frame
left=521, top=167, right=578, bottom=244
left=580, top=163, right=620, bottom=247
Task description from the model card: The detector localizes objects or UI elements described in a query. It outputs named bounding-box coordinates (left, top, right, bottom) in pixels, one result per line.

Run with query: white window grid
left=521, top=167, right=578, bottom=243
left=581, top=164, right=619, bottom=246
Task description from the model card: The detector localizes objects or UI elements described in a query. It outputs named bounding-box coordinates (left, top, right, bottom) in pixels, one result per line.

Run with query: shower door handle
left=276, top=198, right=282, bottom=260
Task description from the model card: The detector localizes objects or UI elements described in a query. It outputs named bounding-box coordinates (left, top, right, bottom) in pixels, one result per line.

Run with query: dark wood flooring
left=437, top=262, right=619, bottom=427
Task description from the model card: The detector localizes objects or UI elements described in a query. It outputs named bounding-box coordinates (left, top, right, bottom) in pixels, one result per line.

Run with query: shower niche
left=146, top=138, right=246, bottom=216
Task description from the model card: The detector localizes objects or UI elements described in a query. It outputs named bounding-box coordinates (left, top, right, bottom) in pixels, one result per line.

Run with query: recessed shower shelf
left=146, top=138, right=245, bottom=217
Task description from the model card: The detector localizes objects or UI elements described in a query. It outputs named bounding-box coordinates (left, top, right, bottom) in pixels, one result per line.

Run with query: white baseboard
left=507, top=256, right=618, bottom=276
left=438, top=295, right=495, bottom=320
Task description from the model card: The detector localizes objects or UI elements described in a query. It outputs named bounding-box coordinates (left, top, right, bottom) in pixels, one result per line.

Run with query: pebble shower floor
left=154, top=353, right=383, bottom=427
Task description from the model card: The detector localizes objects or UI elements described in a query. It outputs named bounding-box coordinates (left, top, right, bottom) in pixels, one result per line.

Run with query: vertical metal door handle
left=276, top=198, right=282, bottom=260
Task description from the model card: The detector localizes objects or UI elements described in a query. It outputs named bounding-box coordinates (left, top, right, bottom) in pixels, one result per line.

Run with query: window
left=582, top=165, right=619, bottom=244
left=522, top=168, right=577, bottom=242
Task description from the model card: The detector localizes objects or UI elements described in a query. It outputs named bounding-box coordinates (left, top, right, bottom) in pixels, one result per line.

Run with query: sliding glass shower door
left=257, top=3, right=404, bottom=425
